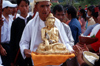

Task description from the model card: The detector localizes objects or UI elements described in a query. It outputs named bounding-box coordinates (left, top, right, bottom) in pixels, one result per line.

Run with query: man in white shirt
left=0, top=1, right=17, bottom=66
left=52, top=4, right=74, bottom=47
left=52, top=4, right=79, bottom=66
left=20, top=0, right=73, bottom=66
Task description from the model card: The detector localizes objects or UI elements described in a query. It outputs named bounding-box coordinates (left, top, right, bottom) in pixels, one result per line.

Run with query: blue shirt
left=69, top=18, right=81, bottom=44
left=83, top=23, right=99, bottom=36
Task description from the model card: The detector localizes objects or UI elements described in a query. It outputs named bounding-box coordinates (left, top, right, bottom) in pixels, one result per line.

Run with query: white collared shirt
left=33, top=18, right=45, bottom=51
left=10, top=13, right=20, bottom=19
left=0, top=56, right=2, bottom=65
left=1, top=15, right=13, bottom=43
left=18, top=14, right=29, bottom=24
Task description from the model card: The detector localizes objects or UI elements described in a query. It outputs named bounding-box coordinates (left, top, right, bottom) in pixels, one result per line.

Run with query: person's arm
left=59, top=22, right=73, bottom=52
left=0, top=18, right=7, bottom=56
left=41, top=28, right=46, bottom=41
left=62, top=23, right=74, bottom=47
left=83, top=26, right=93, bottom=36
left=73, top=44, right=89, bottom=66
left=70, top=25, right=78, bottom=44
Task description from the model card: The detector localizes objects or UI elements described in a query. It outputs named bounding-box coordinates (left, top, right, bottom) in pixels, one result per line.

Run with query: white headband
left=32, top=0, right=50, bottom=12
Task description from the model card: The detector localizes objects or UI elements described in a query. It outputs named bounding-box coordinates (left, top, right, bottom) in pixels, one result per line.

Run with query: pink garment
left=88, top=17, right=96, bottom=26
left=79, top=18, right=86, bottom=33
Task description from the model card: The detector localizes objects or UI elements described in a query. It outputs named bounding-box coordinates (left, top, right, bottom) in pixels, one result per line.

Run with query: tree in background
left=75, top=0, right=100, bottom=9
left=53, top=0, right=100, bottom=10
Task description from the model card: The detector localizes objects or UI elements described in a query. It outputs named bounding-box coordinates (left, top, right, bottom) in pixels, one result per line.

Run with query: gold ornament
left=36, top=13, right=70, bottom=54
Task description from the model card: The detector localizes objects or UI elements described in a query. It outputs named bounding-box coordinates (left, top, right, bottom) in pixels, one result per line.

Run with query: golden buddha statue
left=36, top=13, right=70, bottom=54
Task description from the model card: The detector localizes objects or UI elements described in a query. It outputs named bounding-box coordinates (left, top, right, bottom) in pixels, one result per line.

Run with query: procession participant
left=53, top=4, right=65, bottom=22
left=52, top=4, right=74, bottom=66
left=87, top=5, right=96, bottom=27
left=19, top=0, right=73, bottom=66
left=53, top=4, right=74, bottom=47
left=10, top=1, right=18, bottom=19
left=10, top=0, right=32, bottom=66
left=0, top=1, right=17, bottom=66
left=79, top=9, right=86, bottom=33
left=66, top=6, right=81, bottom=44
left=0, top=18, right=3, bottom=66
left=66, top=6, right=81, bottom=66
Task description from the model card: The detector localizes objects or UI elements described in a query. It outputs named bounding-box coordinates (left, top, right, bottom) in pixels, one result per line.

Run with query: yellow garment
left=88, top=17, right=96, bottom=27
left=31, top=52, right=75, bottom=66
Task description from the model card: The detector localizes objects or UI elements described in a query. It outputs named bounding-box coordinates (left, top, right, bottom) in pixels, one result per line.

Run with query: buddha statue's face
left=46, top=18, right=55, bottom=27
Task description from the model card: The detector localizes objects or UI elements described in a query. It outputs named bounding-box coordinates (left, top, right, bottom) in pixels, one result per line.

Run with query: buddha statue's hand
left=45, top=45, right=51, bottom=51
left=49, top=40, right=57, bottom=44
left=53, top=44, right=66, bottom=50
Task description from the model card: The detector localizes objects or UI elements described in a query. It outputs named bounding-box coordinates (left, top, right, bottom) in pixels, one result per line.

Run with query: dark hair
left=79, top=6, right=81, bottom=8
left=64, top=5, right=69, bottom=13
left=80, top=9, right=86, bottom=21
left=67, top=6, right=77, bottom=18
left=2, top=7, right=8, bottom=11
left=11, top=1, right=16, bottom=4
left=52, top=4, right=64, bottom=15
left=17, top=0, right=30, bottom=6
left=87, top=5, right=95, bottom=12
left=92, top=6, right=99, bottom=18
left=99, top=5, right=100, bottom=10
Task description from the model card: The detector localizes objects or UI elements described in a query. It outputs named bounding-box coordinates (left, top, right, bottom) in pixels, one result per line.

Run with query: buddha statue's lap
left=36, top=13, right=70, bottom=54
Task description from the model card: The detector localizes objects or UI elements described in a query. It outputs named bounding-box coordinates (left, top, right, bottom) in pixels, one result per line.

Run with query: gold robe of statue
left=36, top=13, right=69, bottom=54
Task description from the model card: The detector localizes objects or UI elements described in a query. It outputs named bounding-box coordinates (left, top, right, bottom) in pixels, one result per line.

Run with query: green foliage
left=76, top=0, right=100, bottom=5
left=91, top=35, right=96, bottom=38
left=60, top=1, right=67, bottom=6
left=73, top=3, right=80, bottom=10
left=51, top=0, right=100, bottom=11
left=51, top=2, right=59, bottom=10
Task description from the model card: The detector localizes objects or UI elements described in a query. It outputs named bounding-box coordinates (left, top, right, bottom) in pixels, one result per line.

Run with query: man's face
left=36, top=1, right=51, bottom=21
left=13, top=7, right=18, bottom=13
left=18, top=1, right=29, bottom=15
left=87, top=10, right=92, bottom=16
left=4, top=7, right=13, bottom=15
left=79, top=7, right=81, bottom=10
left=54, top=11, right=65, bottom=22
left=9, top=7, right=13, bottom=14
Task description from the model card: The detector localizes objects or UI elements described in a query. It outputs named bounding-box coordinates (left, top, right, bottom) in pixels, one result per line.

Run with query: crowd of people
left=0, top=0, right=100, bottom=66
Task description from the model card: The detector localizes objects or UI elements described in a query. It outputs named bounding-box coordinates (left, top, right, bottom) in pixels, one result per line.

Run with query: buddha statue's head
left=45, top=13, right=55, bottom=27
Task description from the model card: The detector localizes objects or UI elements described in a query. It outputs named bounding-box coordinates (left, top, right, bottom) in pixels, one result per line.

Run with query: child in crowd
left=10, top=0, right=32, bottom=66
